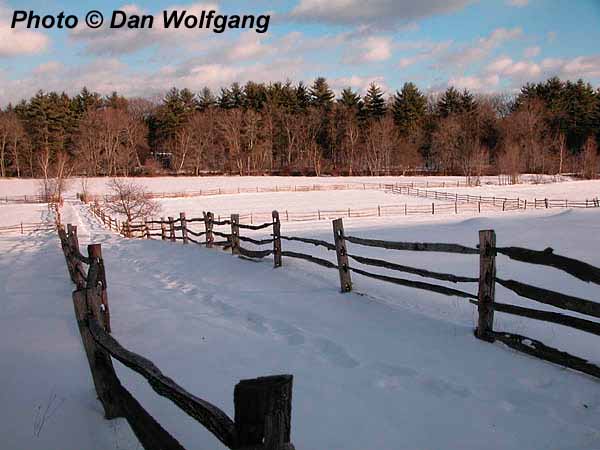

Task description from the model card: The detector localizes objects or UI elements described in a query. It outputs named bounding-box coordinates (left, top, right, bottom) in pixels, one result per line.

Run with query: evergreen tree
left=244, top=81, right=267, bottom=111
left=198, top=87, right=217, bottom=110
left=363, top=83, right=386, bottom=120
left=392, top=82, right=426, bottom=135
left=437, top=87, right=464, bottom=117
left=309, top=77, right=335, bottom=109
left=228, top=82, right=246, bottom=109
left=338, top=87, right=361, bottom=109
left=72, top=87, right=101, bottom=116
left=295, top=82, right=310, bottom=111
left=460, top=89, right=476, bottom=113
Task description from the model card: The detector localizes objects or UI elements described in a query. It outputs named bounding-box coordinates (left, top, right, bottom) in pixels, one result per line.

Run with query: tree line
left=0, top=76, right=598, bottom=182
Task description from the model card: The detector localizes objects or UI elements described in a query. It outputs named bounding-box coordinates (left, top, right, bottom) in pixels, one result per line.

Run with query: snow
left=2, top=177, right=600, bottom=450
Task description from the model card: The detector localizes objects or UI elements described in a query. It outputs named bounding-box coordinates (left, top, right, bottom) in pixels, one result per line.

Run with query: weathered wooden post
left=72, top=287, right=122, bottom=419
left=88, top=243, right=111, bottom=333
left=234, top=375, right=295, bottom=450
left=332, top=218, right=352, bottom=293
left=168, top=217, right=176, bottom=242
left=160, top=217, right=166, bottom=240
left=231, top=214, right=240, bottom=255
left=180, top=212, right=188, bottom=244
left=545, top=198, right=549, bottom=208
left=204, top=212, right=214, bottom=248
left=272, top=211, right=282, bottom=268
left=476, top=230, right=496, bottom=342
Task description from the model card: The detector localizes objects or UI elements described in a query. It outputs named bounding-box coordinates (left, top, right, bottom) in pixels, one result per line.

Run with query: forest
left=0, top=76, right=598, bottom=182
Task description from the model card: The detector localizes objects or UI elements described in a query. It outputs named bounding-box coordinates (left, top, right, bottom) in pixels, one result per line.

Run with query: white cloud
left=0, top=1, right=50, bottom=57
left=448, top=74, right=500, bottom=91
left=69, top=2, right=219, bottom=56
left=506, top=0, right=529, bottom=7
left=397, top=41, right=452, bottom=68
left=343, top=36, right=392, bottom=63
left=439, top=27, right=523, bottom=68
left=330, top=75, right=388, bottom=94
left=290, top=0, right=472, bottom=28
left=523, top=46, right=540, bottom=58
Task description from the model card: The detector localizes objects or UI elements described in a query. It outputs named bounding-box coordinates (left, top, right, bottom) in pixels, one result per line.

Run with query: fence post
left=231, top=214, right=240, bottom=255
left=204, top=212, right=214, bottom=248
left=180, top=212, right=188, bottom=244
left=72, top=287, right=122, bottom=419
left=476, top=230, right=496, bottom=342
left=272, top=211, right=282, bottom=268
left=545, top=198, right=549, bottom=208
left=143, top=219, right=150, bottom=239
left=168, top=217, right=176, bottom=242
left=88, top=243, right=111, bottom=333
left=234, top=375, right=295, bottom=450
left=160, top=217, right=166, bottom=240
left=332, top=218, right=352, bottom=293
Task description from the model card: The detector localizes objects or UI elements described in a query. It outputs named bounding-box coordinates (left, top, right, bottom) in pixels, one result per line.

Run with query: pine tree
left=198, top=87, right=217, bottom=110
left=363, top=83, right=386, bottom=120
left=228, top=82, right=246, bottom=109
left=460, top=89, right=476, bottom=113
left=392, top=82, right=426, bottom=135
left=244, top=81, right=267, bottom=111
left=338, top=87, right=361, bottom=109
left=437, top=87, right=463, bottom=117
left=295, top=82, right=310, bottom=111
left=309, top=77, right=335, bottom=109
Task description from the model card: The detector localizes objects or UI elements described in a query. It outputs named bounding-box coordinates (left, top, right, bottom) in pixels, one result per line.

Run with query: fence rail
left=57, top=221, right=296, bottom=450
left=0, top=221, right=55, bottom=234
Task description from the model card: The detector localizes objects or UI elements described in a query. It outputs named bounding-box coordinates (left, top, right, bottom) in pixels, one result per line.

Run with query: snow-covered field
left=2, top=177, right=600, bottom=450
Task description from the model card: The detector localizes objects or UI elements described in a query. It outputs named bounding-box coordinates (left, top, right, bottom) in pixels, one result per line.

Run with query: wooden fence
left=389, top=185, right=600, bottom=211
left=57, top=223, right=296, bottom=450
left=83, top=180, right=475, bottom=203
left=88, top=204, right=600, bottom=381
left=0, top=221, right=55, bottom=235
left=1, top=194, right=48, bottom=204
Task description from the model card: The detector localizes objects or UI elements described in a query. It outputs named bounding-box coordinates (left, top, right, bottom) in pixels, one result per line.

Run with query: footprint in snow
left=312, top=337, right=359, bottom=369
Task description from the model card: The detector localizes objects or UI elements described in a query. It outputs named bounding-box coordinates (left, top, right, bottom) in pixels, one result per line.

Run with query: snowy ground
left=2, top=182, right=600, bottom=449
left=0, top=174, right=572, bottom=198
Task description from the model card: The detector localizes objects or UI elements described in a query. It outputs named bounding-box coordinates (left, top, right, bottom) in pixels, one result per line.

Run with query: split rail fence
left=57, top=222, right=296, bottom=450
left=88, top=203, right=600, bottom=381
left=0, top=221, right=55, bottom=235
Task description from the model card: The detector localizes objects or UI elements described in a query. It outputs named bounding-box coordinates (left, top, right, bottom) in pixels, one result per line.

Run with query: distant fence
left=57, top=223, right=296, bottom=450
left=0, top=221, right=55, bottom=235
left=1, top=194, right=48, bottom=204
left=83, top=180, right=473, bottom=203
left=88, top=203, right=600, bottom=381
left=388, top=185, right=600, bottom=211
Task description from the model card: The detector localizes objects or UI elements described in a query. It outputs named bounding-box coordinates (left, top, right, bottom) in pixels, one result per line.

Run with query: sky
left=0, top=0, right=599, bottom=105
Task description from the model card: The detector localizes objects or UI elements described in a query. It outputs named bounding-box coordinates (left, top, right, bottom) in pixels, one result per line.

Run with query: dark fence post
left=231, top=214, right=240, bottom=255
left=88, top=243, right=111, bottom=333
left=204, top=212, right=214, bottom=248
left=180, top=212, right=188, bottom=244
left=332, top=218, right=352, bottom=293
left=72, top=287, right=122, bottom=419
left=168, top=217, right=176, bottom=242
left=160, top=217, right=166, bottom=240
left=234, top=375, right=295, bottom=450
left=272, top=211, right=282, bottom=268
left=476, top=230, right=496, bottom=341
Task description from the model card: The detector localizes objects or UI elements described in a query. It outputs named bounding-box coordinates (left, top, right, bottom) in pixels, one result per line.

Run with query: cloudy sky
left=1, top=0, right=599, bottom=105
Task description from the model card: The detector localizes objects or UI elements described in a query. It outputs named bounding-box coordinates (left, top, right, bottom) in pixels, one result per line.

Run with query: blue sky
left=1, top=0, right=599, bottom=105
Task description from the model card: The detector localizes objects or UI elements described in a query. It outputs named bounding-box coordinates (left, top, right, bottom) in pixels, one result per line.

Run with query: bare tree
left=104, top=178, right=161, bottom=223
left=581, top=136, right=598, bottom=179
